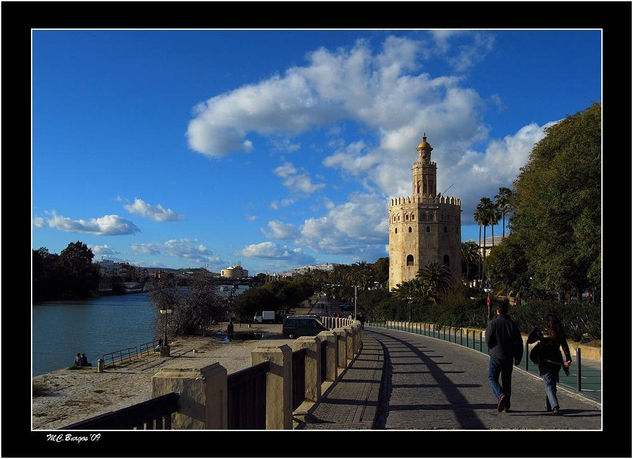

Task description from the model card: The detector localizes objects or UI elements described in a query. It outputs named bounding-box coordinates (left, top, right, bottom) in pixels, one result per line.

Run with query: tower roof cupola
left=416, top=133, right=433, bottom=162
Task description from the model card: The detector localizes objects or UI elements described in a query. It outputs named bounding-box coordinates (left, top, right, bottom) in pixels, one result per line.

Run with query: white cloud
left=444, top=121, right=556, bottom=224
left=123, top=198, right=184, bottom=222
left=131, top=238, right=221, bottom=265
left=239, top=241, right=316, bottom=265
left=89, top=244, right=119, bottom=257
left=273, top=161, right=325, bottom=195
left=261, top=220, right=299, bottom=240
left=296, top=193, right=388, bottom=260
left=34, top=211, right=140, bottom=236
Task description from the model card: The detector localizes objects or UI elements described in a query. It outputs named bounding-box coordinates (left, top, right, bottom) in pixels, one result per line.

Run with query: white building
left=221, top=263, right=248, bottom=279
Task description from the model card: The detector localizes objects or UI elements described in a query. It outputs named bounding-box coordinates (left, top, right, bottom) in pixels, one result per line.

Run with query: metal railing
left=227, top=361, right=269, bottom=429
left=61, top=392, right=180, bottom=430
left=367, top=320, right=599, bottom=400
left=292, top=348, right=307, bottom=411
left=101, top=340, right=160, bottom=368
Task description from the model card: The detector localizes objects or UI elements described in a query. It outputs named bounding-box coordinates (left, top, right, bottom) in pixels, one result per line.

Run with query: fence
left=101, top=340, right=160, bottom=368
left=61, top=321, right=363, bottom=430
left=367, top=320, right=600, bottom=400
left=292, top=348, right=307, bottom=411
left=61, top=392, right=179, bottom=430
left=227, top=361, right=270, bottom=429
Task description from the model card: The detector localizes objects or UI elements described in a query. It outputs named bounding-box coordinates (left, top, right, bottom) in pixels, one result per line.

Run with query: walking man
left=485, top=301, right=523, bottom=412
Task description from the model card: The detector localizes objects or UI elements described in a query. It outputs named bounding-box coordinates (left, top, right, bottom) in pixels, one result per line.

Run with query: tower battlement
left=389, top=195, right=461, bottom=207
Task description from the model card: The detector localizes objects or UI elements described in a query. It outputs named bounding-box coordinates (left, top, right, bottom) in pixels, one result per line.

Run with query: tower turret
left=412, top=133, right=437, bottom=197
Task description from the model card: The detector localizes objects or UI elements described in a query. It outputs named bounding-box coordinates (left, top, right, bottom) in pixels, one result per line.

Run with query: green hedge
left=366, top=294, right=600, bottom=342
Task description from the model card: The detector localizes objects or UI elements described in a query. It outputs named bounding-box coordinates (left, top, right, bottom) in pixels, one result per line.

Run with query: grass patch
left=33, top=380, right=48, bottom=396
left=34, top=412, right=47, bottom=417
left=93, top=389, right=105, bottom=394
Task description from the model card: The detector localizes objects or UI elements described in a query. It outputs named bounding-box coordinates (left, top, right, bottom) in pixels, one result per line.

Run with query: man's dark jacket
left=485, top=313, right=523, bottom=362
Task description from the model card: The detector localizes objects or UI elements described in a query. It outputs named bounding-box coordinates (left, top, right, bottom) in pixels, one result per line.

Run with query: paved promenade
left=300, top=327, right=601, bottom=430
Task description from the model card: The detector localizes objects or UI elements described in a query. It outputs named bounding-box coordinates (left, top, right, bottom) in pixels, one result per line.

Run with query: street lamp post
left=354, top=285, right=357, bottom=320
left=159, top=308, right=173, bottom=356
left=408, top=296, right=412, bottom=323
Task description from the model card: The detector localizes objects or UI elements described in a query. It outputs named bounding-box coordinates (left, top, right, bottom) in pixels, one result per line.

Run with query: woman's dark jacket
left=485, top=313, right=523, bottom=362
left=527, top=328, right=572, bottom=379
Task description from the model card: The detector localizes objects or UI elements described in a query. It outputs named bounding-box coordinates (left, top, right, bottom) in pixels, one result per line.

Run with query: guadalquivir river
left=32, top=286, right=248, bottom=377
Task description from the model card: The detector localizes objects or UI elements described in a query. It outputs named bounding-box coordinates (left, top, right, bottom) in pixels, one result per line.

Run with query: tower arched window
left=411, top=214, right=415, bottom=220
left=408, top=227, right=412, bottom=232
left=426, top=226, right=431, bottom=233
left=406, top=255, right=414, bottom=266
left=443, top=255, right=450, bottom=266
left=405, top=214, right=409, bottom=221
left=444, top=226, right=448, bottom=233
left=395, top=228, right=397, bottom=234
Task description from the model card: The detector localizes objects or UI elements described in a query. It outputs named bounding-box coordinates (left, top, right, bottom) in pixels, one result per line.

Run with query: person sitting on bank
left=74, top=353, right=82, bottom=367
left=80, top=353, right=92, bottom=367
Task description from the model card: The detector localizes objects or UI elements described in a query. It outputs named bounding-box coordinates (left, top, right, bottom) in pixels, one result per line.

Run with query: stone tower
left=388, top=135, right=462, bottom=291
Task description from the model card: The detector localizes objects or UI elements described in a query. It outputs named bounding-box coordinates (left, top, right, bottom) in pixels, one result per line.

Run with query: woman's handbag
left=529, top=342, right=541, bottom=364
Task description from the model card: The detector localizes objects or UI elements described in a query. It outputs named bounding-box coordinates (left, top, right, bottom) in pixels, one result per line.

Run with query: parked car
left=253, top=310, right=275, bottom=323
left=282, top=315, right=328, bottom=339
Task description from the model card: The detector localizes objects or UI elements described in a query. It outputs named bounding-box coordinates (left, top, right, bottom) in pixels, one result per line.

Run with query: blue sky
left=32, top=29, right=601, bottom=274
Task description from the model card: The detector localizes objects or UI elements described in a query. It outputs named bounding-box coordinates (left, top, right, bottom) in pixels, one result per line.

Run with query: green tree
left=58, top=241, right=99, bottom=298
left=460, top=241, right=480, bottom=285
left=495, top=187, right=514, bottom=238
left=511, top=102, right=601, bottom=301
left=417, top=262, right=452, bottom=301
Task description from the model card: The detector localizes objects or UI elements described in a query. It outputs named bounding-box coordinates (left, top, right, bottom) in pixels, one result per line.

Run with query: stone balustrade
left=150, top=319, right=363, bottom=429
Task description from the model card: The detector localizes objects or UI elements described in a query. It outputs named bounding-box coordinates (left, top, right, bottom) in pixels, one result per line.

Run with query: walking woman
left=527, top=313, right=572, bottom=415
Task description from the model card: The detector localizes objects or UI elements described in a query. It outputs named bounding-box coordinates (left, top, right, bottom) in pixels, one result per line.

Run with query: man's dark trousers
left=488, top=357, right=513, bottom=403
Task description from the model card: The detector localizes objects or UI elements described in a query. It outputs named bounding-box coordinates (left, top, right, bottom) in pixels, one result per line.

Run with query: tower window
left=444, top=226, right=448, bottom=232
left=426, top=226, right=431, bottom=232
left=443, top=255, right=450, bottom=266
left=395, top=228, right=397, bottom=234
left=411, top=214, right=415, bottom=220
left=406, top=255, right=414, bottom=266
left=408, top=227, right=412, bottom=232
left=405, top=214, right=409, bottom=221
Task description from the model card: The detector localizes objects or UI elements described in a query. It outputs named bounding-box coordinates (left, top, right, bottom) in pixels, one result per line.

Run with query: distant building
left=476, top=235, right=507, bottom=259
left=221, top=263, right=248, bottom=279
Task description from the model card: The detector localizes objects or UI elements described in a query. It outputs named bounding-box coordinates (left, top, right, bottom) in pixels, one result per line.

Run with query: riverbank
left=32, top=323, right=292, bottom=430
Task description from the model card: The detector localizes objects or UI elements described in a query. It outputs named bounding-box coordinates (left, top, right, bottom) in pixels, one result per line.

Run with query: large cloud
left=187, top=32, right=553, bottom=265
left=34, top=211, right=140, bottom=236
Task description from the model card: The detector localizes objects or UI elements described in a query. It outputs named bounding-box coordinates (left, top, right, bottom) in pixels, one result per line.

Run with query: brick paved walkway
left=300, top=327, right=601, bottom=430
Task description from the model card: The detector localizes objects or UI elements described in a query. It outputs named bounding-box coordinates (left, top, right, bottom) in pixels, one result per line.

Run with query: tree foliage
left=510, top=102, right=601, bottom=300
left=33, top=242, right=99, bottom=301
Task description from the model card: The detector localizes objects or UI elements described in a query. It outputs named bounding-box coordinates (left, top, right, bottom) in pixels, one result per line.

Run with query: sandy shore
left=32, top=323, right=294, bottom=430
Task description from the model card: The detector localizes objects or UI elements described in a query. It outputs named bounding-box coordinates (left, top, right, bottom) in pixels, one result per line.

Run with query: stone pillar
left=251, top=345, right=293, bottom=430
left=293, top=336, right=321, bottom=402
left=318, top=330, right=338, bottom=381
left=151, top=363, right=228, bottom=429
left=334, top=328, right=348, bottom=370
left=344, top=326, right=355, bottom=363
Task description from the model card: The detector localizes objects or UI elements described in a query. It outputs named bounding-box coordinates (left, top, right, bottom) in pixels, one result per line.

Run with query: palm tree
left=490, top=205, right=501, bottom=248
left=495, top=187, right=513, bottom=238
left=461, top=241, right=480, bottom=286
left=393, top=278, right=432, bottom=318
left=477, top=197, right=495, bottom=284
left=473, top=204, right=485, bottom=285
left=417, top=262, right=452, bottom=301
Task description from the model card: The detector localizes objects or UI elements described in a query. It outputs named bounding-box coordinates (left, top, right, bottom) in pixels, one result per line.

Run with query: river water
left=32, top=286, right=248, bottom=376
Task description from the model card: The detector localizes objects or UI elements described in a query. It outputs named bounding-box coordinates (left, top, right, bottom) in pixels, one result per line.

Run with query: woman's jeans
left=543, top=370, right=559, bottom=409
left=489, top=357, right=513, bottom=400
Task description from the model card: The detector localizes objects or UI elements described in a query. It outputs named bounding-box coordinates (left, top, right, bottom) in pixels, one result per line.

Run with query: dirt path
left=32, top=324, right=294, bottom=430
